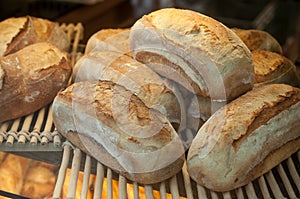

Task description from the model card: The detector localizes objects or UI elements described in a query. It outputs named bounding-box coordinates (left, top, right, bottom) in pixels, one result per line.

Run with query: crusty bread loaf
left=252, top=50, right=300, bottom=87
left=130, top=8, right=254, bottom=101
left=73, top=50, right=182, bottom=126
left=231, top=28, right=283, bottom=53
left=188, top=94, right=227, bottom=122
left=0, top=42, right=72, bottom=122
left=130, top=8, right=254, bottom=123
left=52, top=80, right=185, bottom=184
left=0, top=16, right=36, bottom=56
left=85, top=28, right=130, bottom=55
left=32, top=17, right=70, bottom=51
left=187, top=83, right=300, bottom=192
left=0, top=16, right=69, bottom=57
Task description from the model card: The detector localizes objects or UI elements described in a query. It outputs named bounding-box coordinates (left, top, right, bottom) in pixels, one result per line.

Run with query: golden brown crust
left=135, top=51, right=202, bottom=96
left=88, top=29, right=126, bottom=43
left=0, top=42, right=72, bottom=122
left=130, top=8, right=254, bottom=101
left=187, top=83, right=300, bottom=191
left=252, top=50, right=300, bottom=87
left=52, top=80, right=185, bottom=184
left=73, top=50, right=181, bottom=124
left=0, top=16, right=37, bottom=56
left=232, top=28, right=283, bottom=53
left=0, top=16, right=69, bottom=57
left=85, top=28, right=130, bottom=54
left=58, top=80, right=174, bottom=148
left=32, top=17, right=70, bottom=51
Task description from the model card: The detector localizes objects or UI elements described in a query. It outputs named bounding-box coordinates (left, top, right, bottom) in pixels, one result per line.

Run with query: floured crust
left=232, top=28, right=283, bottom=53
left=0, top=42, right=72, bottom=122
left=187, top=83, right=300, bottom=191
left=0, top=16, right=70, bottom=57
left=73, top=50, right=182, bottom=125
left=253, top=50, right=289, bottom=76
left=32, top=17, right=70, bottom=51
left=130, top=8, right=254, bottom=101
left=252, top=50, right=300, bottom=87
left=0, top=16, right=37, bottom=56
left=85, top=28, right=130, bottom=55
left=135, top=51, right=202, bottom=95
left=52, top=80, right=185, bottom=184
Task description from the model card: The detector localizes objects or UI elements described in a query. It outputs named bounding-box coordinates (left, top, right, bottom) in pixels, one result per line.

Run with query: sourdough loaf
left=252, top=50, right=300, bottom=87
left=73, top=50, right=183, bottom=127
left=52, top=80, right=185, bottom=184
left=0, top=16, right=36, bottom=56
left=85, top=28, right=130, bottom=55
left=231, top=28, right=283, bottom=53
left=0, top=42, right=72, bottom=122
left=187, top=83, right=300, bottom=192
left=31, top=17, right=70, bottom=51
left=130, top=8, right=254, bottom=100
left=130, top=8, right=254, bottom=122
left=0, top=16, right=69, bottom=57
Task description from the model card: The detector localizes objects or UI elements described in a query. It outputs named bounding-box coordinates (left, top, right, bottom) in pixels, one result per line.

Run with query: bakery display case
left=0, top=0, right=299, bottom=198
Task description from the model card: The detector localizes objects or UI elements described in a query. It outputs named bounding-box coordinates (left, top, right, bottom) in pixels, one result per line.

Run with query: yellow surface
left=0, top=152, right=187, bottom=199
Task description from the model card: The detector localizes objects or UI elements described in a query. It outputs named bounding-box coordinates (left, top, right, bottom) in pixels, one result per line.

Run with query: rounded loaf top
left=130, top=8, right=254, bottom=100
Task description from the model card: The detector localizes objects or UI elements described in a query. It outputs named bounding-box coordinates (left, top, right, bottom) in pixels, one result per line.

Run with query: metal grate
left=0, top=22, right=299, bottom=199
left=0, top=22, right=84, bottom=165
left=53, top=145, right=300, bottom=199
left=0, top=104, right=299, bottom=198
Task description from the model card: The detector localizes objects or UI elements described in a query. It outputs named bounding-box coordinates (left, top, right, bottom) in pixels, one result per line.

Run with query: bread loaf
left=52, top=80, right=185, bottom=184
left=0, top=16, right=36, bottom=56
left=130, top=8, right=254, bottom=122
left=31, top=17, right=70, bottom=51
left=85, top=28, right=130, bottom=55
left=73, top=50, right=182, bottom=126
left=0, top=42, right=72, bottom=122
left=252, top=50, right=300, bottom=87
left=0, top=16, right=69, bottom=57
left=231, top=28, right=283, bottom=53
left=130, top=8, right=254, bottom=100
left=187, top=83, right=300, bottom=192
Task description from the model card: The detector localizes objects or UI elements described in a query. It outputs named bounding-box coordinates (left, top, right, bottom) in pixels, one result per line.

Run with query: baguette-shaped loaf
left=252, top=50, right=300, bottom=87
left=85, top=28, right=130, bottom=54
left=73, top=50, right=182, bottom=126
left=231, top=28, right=283, bottom=53
left=187, top=83, right=300, bottom=192
left=0, top=42, right=72, bottom=122
left=130, top=8, right=254, bottom=101
left=52, top=80, right=185, bottom=184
